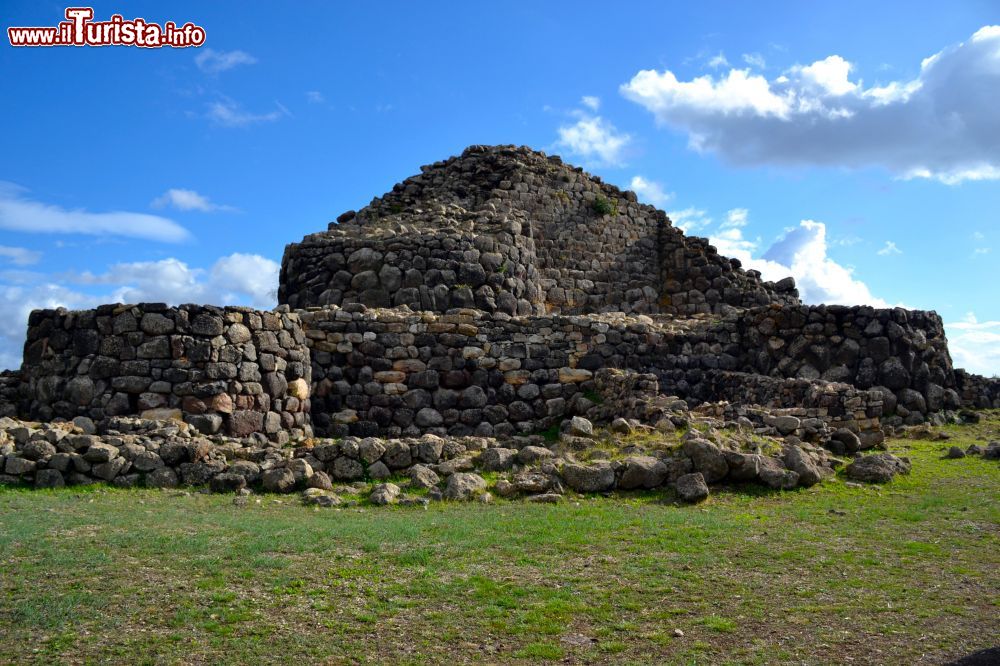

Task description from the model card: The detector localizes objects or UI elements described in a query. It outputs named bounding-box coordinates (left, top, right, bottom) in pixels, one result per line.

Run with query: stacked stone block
left=19, top=304, right=311, bottom=441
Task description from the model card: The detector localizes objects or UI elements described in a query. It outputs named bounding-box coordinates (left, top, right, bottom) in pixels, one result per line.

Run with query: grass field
left=1, top=414, right=998, bottom=665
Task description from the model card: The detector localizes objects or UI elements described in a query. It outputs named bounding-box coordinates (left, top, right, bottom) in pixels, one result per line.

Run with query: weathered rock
left=368, top=460, right=392, bottom=479
left=408, top=464, right=440, bottom=489
left=944, top=446, right=966, bottom=459
left=618, top=456, right=667, bottom=489
left=674, top=472, right=709, bottom=503
left=561, top=461, right=615, bottom=493
left=331, top=456, right=364, bottom=480
left=294, top=465, right=327, bottom=488
left=682, top=438, right=728, bottom=483
left=146, top=467, right=179, bottom=488
left=566, top=416, right=595, bottom=438
left=21, top=439, right=57, bottom=461
left=4, top=456, right=36, bottom=475
left=783, top=446, right=822, bottom=487
left=443, top=472, right=487, bottom=500
left=513, top=470, right=553, bottom=494
left=34, top=468, right=65, bottom=488
left=302, top=488, right=341, bottom=507
left=845, top=453, right=912, bottom=483
left=829, top=428, right=861, bottom=455
left=262, top=468, right=297, bottom=493
left=516, top=446, right=554, bottom=464
left=83, top=442, right=119, bottom=464
left=370, top=482, right=400, bottom=505
left=757, top=457, right=799, bottom=490
left=723, top=451, right=761, bottom=481
left=480, top=447, right=517, bottom=471
left=210, top=473, right=247, bottom=493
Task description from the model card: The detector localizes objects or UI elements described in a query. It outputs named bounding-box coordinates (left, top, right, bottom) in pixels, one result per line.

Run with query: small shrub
left=592, top=195, right=614, bottom=216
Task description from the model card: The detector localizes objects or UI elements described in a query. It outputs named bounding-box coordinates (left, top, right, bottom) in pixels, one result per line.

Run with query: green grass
left=0, top=413, right=998, bottom=664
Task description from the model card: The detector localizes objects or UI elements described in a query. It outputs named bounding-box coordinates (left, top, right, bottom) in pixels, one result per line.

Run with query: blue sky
left=1, top=1, right=997, bottom=374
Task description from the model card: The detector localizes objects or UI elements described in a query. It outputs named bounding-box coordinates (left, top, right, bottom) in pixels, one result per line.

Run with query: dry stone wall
left=18, top=304, right=312, bottom=442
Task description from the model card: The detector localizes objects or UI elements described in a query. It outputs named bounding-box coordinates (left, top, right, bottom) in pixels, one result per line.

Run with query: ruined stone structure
left=2, top=145, right=998, bottom=448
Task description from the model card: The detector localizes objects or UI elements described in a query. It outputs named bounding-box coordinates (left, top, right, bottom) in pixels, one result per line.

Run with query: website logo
left=8, top=7, right=206, bottom=48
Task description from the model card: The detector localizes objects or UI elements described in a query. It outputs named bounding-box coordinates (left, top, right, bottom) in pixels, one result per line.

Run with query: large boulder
left=443, top=473, right=487, bottom=501
left=757, top=457, right=799, bottom=490
left=479, top=447, right=517, bottom=472
left=845, top=453, right=912, bottom=483
left=261, top=467, right=296, bottom=493
left=561, top=461, right=615, bottom=493
left=682, top=438, right=728, bottom=483
left=674, top=472, right=709, bottom=503
left=783, top=446, right=822, bottom=487
left=618, top=456, right=667, bottom=489
left=723, top=451, right=761, bottom=481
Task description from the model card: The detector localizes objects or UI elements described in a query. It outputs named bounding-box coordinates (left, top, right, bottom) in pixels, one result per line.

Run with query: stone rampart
left=18, top=304, right=312, bottom=441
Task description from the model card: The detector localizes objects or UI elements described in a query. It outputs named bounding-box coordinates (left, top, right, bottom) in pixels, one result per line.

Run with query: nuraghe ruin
left=1, top=145, right=997, bottom=499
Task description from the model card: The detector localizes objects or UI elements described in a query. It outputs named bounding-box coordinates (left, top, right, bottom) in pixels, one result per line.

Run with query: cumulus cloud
left=581, top=95, right=601, bottom=111
left=721, top=207, right=748, bottom=228
left=555, top=113, right=631, bottom=166
left=0, top=182, right=189, bottom=243
left=194, top=48, right=257, bottom=74
left=743, top=53, right=766, bottom=69
left=0, top=253, right=280, bottom=370
left=705, top=211, right=890, bottom=307
left=630, top=176, right=673, bottom=207
left=72, top=254, right=278, bottom=308
left=0, top=245, right=41, bottom=266
left=707, top=52, right=730, bottom=69
left=0, top=283, right=100, bottom=370
left=621, top=26, right=1000, bottom=183
left=151, top=188, right=234, bottom=212
left=667, top=207, right=712, bottom=234
left=207, top=99, right=289, bottom=127
left=876, top=241, right=902, bottom=256
left=945, top=313, right=1000, bottom=376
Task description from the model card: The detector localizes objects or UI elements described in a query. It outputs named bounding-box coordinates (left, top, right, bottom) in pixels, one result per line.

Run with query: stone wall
left=279, top=210, right=544, bottom=316
left=279, top=145, right=799, bottom=317
left=647, top=304, right=963, bottom=425
left=299, top=305, right=672, bottom=438
left=19, top=304, right=312, bottom=441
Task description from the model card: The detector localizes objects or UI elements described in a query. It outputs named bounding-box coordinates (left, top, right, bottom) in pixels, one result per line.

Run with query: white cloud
left=629, top=176, right=673, bottom=207
left=194, top=48, right=257, bottom=74
left=73, top=254, right=278, bottom=309
left=743, top=53, right=766, bottom=69
left=722, top=207, right=748, bottom=228
left=876, top=241, right=902, bottom=256
left=0, top=245, right=41, bottom=266
left=0, top=253, right=280, bottom=370
left=0, top=283, right=101, bottom=370
left=621, top=26, right=1000, bottom=183
left=974, top=247, right=991, bottom=255
left=708, top=52, right=730, bottom=69
left=667, top=207, right=712, bottom=233
left=945, top=313, right=1000, bottom=376
left=306, top=91, right=325, bottom=104
left=555, top=114, right=631, bottom=165
left=151, top=188, right=234, bottom=212
left=707, top=216, right=890, bottom=307
left=581, top=95, right=601, bottom=111
left=207, top=99, right=289, bottom=127
left=0, top=182, right=189, bottom=243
